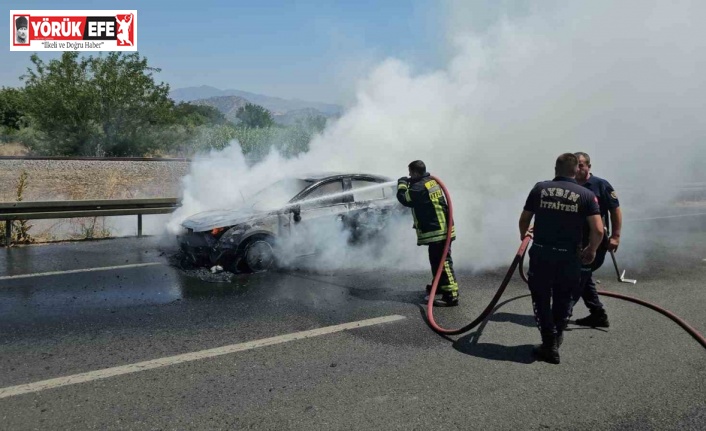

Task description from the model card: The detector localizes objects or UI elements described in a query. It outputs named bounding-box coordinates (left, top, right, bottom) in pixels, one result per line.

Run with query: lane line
left=0, top=314, right=406, bottom=399
left=0, top=262, right=164, bottom=281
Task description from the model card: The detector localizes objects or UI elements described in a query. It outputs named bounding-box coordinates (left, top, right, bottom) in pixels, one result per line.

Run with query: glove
left=397, top=176, right=409, bottom=184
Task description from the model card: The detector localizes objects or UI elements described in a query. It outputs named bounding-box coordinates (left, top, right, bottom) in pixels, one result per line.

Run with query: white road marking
left=0, top=262, right=164, bottom=281
left=0, top=314, right=406, bottom=399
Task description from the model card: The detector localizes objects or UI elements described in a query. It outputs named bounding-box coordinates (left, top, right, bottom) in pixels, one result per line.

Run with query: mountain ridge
left=170, top=85, right=342, bottom=117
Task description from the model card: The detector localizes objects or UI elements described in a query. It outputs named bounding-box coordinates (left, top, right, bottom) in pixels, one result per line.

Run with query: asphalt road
left=1, top=216, right=705, bottom=430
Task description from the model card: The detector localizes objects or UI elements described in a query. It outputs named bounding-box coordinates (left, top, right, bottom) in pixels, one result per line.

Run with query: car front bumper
left=177, top=229, right=220, bottom=265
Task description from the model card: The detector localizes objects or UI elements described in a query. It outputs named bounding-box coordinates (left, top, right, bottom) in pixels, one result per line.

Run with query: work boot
left=533, top=333, right=560, bottom=364
left=556, top=331, right=564, bottom=348
left=432, top=292, right=459, bottom=307
left=423, top=284, right=442, bottom=301
left=575, top=310, right=610, bottom=328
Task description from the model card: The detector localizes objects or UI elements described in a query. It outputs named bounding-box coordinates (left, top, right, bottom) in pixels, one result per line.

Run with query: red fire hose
left=517, top=251, right=706, bottom=349
left=424, top=175, right=532, bottom=335
left=425, top=175, right=706, bottom=350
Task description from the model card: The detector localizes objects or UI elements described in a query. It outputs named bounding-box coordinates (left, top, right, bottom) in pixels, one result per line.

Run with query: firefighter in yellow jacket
left=397, top=160, right=459, bottom=306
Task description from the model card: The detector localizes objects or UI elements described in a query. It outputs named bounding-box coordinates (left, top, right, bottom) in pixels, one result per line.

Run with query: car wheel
left=242, top=236, right=276, bottom=273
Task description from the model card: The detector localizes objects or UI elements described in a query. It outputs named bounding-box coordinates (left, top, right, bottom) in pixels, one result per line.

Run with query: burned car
left=177, top=173, right=404, bottom=273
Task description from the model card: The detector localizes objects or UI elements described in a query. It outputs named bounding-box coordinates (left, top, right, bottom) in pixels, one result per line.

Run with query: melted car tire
left=240, top=235, right=276, bottom=273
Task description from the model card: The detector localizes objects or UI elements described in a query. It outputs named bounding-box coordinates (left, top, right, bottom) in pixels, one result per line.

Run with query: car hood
left=181, top=208, right=265, bottom=232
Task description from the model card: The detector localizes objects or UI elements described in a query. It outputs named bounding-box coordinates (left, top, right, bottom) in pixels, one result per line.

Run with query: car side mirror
left=291, top=204, right=301, bottom=223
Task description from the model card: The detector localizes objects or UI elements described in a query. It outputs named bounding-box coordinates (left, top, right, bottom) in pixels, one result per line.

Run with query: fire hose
left=425, top=175, right=706, bottom=350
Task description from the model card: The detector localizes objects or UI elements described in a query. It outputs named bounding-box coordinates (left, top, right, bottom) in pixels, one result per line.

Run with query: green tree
left=235, top=103, right=274, bottom=129
left=300, top=114, right=327, bottom=134
left=21, top=53, right=97, bottom=155
left=12, top=52, right=325, bottom=159
left=20, top=52, right=175, bottom=156
left=0, top=87, right=27, bottom=131
left=89, top=52, right=174, bottom=156
left=174, top=102, right=227, bottom=127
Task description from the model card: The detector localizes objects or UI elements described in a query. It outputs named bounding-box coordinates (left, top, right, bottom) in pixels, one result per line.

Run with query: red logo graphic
left=115, top=13, right=134, bottom=46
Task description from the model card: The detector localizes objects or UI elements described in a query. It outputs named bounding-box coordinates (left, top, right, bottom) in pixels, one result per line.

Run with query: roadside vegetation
left=0, top=52, right=324, bottom=159
left=0, top=170, right=34, bottom=246
left=0, top=52, right=328, bottom=245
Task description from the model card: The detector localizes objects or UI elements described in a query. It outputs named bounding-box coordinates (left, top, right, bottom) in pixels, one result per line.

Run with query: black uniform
left=523, top=176, right=600, bottom=337
left=573, top=174, right=620, bottom=314
left=397, top=173, right=458, bottom=297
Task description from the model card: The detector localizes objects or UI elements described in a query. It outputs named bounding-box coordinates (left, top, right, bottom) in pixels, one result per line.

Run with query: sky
left=0, top=0, right=501, bottom=104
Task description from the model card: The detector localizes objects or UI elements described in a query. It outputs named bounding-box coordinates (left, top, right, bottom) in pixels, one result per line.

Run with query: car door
left=289, top=178, right=351, bottom=254
left=346, top=177, right=398, bottom=242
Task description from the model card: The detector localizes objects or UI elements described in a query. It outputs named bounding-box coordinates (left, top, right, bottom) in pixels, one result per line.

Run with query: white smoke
left=168, top=0, right=706, bottom=272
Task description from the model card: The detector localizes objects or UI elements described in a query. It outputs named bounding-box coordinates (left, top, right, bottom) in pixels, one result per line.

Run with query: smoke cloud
left=168, top=0, right=706, bottom=273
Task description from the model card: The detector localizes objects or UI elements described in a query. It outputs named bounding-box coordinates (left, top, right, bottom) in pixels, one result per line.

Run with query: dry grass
left=0, top=160, right=187, bottom=202
left=64, top=170, right=136, bottom=240
left=0, top=170, right=35, bottom=246
left=0, top=142, right=30, bottom=156
left=0, top=160, right=189, bottom=244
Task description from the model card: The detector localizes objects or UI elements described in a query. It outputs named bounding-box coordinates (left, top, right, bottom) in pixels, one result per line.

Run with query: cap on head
left=15, top=16, right=28, bottom=29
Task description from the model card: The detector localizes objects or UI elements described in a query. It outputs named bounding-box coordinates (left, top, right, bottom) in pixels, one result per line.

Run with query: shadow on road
left=565, top=326, right=608, bottom=334
left=488, top=312, right=536, bottom=327
left=452, top=337, right=536, bottom=364
left=419, top=293, right=539, bottom=363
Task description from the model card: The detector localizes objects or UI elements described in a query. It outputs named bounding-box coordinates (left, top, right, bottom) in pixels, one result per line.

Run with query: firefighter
left=519, top=153, right=604, bottom=364
left=397, top=160, right=459, bottom=307
left=571, top=151, right=622, bottom=328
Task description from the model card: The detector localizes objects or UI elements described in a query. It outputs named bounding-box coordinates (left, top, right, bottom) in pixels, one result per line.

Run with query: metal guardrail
left=0, top=155, right=271, bottom=164
left=0, top=198, right=180, bottom=246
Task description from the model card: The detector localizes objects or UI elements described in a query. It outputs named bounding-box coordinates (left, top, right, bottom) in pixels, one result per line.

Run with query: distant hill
left=191, top=96, right=331, bottom=127
left=191, top=96, right=250, bottom=123
left=170, top=85, right=342, bottom=117
left=170, top=85, right=227, bottom=102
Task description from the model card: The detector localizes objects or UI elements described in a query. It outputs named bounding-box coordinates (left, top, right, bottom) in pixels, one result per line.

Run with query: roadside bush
left=0, top=171, right=34, bottom=246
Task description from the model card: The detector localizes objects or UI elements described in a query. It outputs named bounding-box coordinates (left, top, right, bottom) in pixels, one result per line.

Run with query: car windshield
left=246, top=178, right=312, bottom=211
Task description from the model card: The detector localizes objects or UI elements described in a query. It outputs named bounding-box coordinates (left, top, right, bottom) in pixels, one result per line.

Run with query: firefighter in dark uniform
left=397, top=160, right=459, bottom=307
left=571, top=152, right=622, bottom=328
left=519, top=153, right=604, bottom=364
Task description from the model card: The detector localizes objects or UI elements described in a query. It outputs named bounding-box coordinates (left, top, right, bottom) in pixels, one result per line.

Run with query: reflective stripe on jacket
left=396, top=173, right=456, bottom=245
